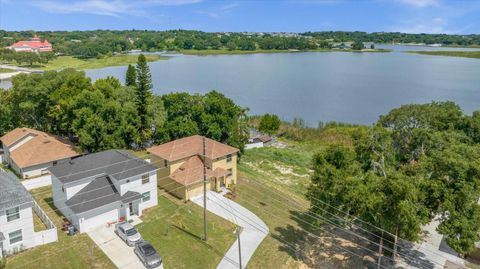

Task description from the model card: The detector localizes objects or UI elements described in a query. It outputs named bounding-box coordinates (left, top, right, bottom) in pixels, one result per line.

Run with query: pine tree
left=135, top=54, right=153, bottom=144
left=125, top=64, right=137, bottom=87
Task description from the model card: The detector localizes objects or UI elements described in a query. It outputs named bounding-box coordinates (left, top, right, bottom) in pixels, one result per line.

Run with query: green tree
left=125, top=64, right=137, bottom=87
left=351, top=41, right=365, bottom=50
left=134, top=54, right=153, bottom=145
left=258, top=113, right=281, bottom=135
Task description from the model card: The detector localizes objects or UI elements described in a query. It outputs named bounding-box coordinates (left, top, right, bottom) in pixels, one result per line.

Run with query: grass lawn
left=406, top=50, right=480, bottom=59
left=20, top=54, right=169, bottom=71
left=6, top=187, right=116, bottom=269
left=137, top=191, right=237, bottom=269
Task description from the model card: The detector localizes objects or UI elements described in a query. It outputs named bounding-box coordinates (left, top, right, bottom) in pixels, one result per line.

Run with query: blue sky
left=0, top=0, right=479, bottom=34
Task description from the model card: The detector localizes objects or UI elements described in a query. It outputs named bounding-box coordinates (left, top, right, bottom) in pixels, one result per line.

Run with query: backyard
left=6, top=187, right=116, bottom=269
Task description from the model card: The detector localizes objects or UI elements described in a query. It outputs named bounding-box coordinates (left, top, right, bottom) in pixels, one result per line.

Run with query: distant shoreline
left=179, top=48, right=392, bottom=56
left=406, top=50, right=480, bottom=59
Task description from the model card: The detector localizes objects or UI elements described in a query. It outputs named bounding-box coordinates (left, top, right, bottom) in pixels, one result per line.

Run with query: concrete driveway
left=192, top=191, right=269, bottom=269
left=87, top=225, right=160, bottom=269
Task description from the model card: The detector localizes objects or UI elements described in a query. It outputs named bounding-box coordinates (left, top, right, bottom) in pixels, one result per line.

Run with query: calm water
left=3, top=45, right=480, bottom=125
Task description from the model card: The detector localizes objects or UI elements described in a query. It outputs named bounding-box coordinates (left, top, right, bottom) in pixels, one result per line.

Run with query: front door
left=129, top=202, right=135, bottom=216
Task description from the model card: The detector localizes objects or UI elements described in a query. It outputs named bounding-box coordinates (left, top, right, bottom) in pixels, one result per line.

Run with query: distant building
left=6, top=35, right=53, bottom=53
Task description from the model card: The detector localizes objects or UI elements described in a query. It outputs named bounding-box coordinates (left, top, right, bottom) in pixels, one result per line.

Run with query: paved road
left=87, top=225, right=155, bottom=269
left=192, top=191, right=269, bottom=269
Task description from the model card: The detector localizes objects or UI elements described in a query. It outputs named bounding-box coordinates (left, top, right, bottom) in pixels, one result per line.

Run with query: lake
left=4, top=45, right=480, bottom=125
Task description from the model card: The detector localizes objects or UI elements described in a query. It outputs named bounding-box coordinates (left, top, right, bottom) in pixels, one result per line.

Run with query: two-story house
left=0, top=128, right=80, bottom=179
left=147, top=135, right=239, bottom=201
left=0, top=172, right=38, bottom=257
left=49, top=150, right=157, bottom=233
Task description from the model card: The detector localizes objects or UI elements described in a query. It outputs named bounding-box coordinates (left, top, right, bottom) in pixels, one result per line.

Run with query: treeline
left=0, top=49, right=56, bottom=66
left=1, top=30, right=478, bottom=59
left=303, top=31, right=480, bottom=46
left=0, top=54, right=248, bottom=152
left=305, top=102, right=480, bottom=255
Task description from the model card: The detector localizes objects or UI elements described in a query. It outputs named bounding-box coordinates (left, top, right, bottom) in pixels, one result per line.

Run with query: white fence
left=22, top=174, right=52, bottom=190
left=32, top=199, right=58, bottom=246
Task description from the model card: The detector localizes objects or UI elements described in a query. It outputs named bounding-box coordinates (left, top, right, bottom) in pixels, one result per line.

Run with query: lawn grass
left=21, top=54, right=168, bottom=71
left=137, top=191, right=237, bottom=269
left=406, top=50, right=480, bottom=59
left=6, top=187, right=116, bottom=269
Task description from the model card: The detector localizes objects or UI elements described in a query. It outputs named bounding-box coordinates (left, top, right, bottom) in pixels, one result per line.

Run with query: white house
left=0, top=172, right=57, bottom=257
left=0, top=128, right=80, bottom=179
left=49, top=150, right=158, bottom=233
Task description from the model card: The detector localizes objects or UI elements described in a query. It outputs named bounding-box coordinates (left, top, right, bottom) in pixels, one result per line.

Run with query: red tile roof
left=147, top=135, right=239, bottom=162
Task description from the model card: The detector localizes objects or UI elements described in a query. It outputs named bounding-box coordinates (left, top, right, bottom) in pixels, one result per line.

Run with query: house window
left=164, top=160, right=168, bottom=167
left=62, top=186, right=65, bottom=193
left=142, top=174, right=150, bottom=184
left=53, top=161, right=58, bottom=165
left=227, top=168, right=233, bottom=177
left=142, top=192, right=151, bottom=202
left=226, top=154, right=233, bottom=162
left=6, top=207, right=20, bottom=222
left=9, top=230, right=22, bottom=245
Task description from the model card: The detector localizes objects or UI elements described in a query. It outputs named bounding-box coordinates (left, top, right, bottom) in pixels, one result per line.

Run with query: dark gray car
left=134, top=241, right=162, bottom=269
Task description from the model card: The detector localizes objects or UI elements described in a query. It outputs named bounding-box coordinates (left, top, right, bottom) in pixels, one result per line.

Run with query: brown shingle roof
left=169, top=156, right=228, bottom=186
left=170, top=156, right=210, bottom=185
left=147, top=135, right=239, bottom=162
left=0, top=127, right=40, bottom=147
left=2, top=128, right=80, bottom=169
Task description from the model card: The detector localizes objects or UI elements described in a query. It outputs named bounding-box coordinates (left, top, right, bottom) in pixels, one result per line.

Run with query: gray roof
left=0, top=172, right=33, bottom=211
left=65, top=175, right=143, bottom=214
left=49, top=150, right=156, bottom=184
left=121, top=191, right=143, bottom=204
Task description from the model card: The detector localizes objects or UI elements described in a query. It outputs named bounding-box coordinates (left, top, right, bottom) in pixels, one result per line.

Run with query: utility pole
left=377, top=231, right=384, bottom=269
left=237, top=226, right=242, bottom=269
left=203, top=136, right=208, bottom=241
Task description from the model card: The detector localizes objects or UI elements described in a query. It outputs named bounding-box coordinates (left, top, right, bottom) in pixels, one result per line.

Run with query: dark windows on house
left=142, top=174, right=150, bottom=184
left=9, top=229, right=22, bottom=245
left=6, top=207, right=20, bottom=222
left=226, top=154, right=232, bottom=162
left=142, top=192, right=151, bottom=202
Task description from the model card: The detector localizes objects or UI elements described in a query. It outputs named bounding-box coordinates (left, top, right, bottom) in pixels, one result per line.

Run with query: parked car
left=134, top=241, right=162, bottom=269
left=115, top=222, right=142, bottom=246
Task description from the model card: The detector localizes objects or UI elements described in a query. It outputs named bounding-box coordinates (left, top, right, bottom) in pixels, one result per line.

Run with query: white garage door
left=80, top=209, right=119, bottom=233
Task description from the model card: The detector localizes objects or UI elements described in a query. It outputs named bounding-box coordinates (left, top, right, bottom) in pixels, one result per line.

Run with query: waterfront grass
left=32, top=54, right=168, bottom=71
left=406, top=50, right=480, bottom=59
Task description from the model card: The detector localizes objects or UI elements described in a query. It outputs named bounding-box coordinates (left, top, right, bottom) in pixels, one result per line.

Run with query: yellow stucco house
left=147, top=135, right=239, bottom=201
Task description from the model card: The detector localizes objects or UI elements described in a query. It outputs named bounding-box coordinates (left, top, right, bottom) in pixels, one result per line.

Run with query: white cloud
left=393, top=17, right=451, bottom=34
left=196, top=2, right=239, bottom=18
left=29, top=0, right=202, bottom=17
left=396, top=0, right=440, bottom=8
